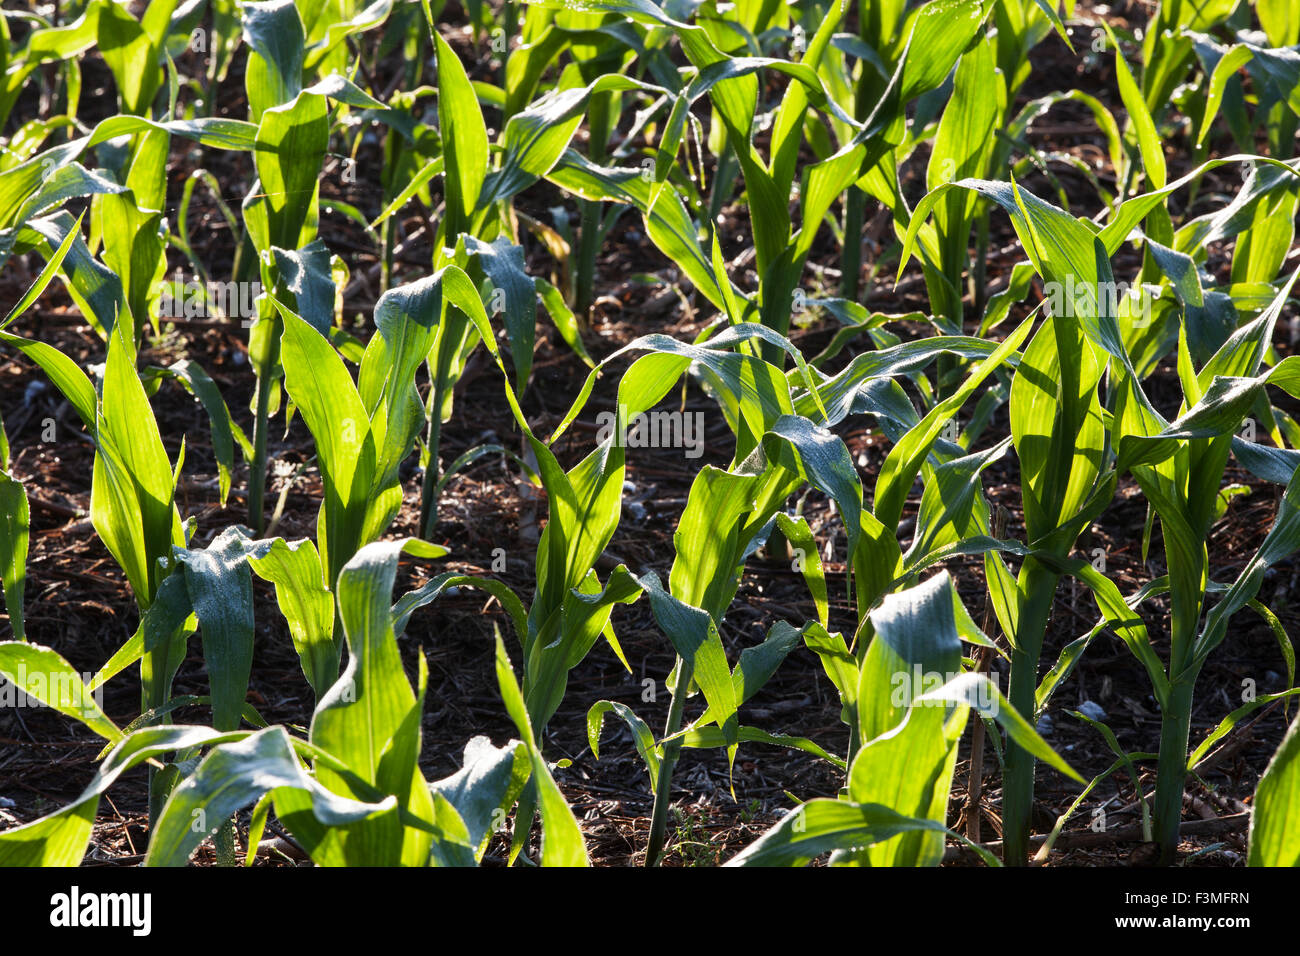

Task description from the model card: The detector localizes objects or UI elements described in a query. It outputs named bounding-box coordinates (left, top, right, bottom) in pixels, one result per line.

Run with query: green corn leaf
left=176, top=527, right=270, bottom=732
left=0, top=642, right=120, bottom=741
left=847, top=571, right=969, bottom=867
left=638, top=572, right=739, bottom=746
left=920, top=672, right=1083, bottom=783
left=248, top=538, right=337, bottom=698
left=0, top=469, right=28, bottom=641
left=248, top=92, right=327, bottom=253
left=1195, top=468, right=1300, bottom=669
left=482, top=74, right=669, bottom=210
left=1232, top=435, right=1300, bottom=484
left=857, top=571, right=964, bottom=740
left=6, top=212, right=123, bottom=334
left=1009, top=310, right=1106, bottom=551
left=588, top=700, right=661, bottom=790
left=323, top=538, right=442, bottom=781
left=774, top=514, right=828, bottom=627
left=435, top=30, right=487, bottom=236
left=96, top=0, right=170, bottom=115
left=494, top=633, right=589, bottom=866
left=0, top=208, right=81, bottom=329
left=85, top=114, right=260, bottom=151
left=1248, top=711, right=1300, bottom=866
left=277, top=301, right=376, bottom=587
left=791, top=335, right=1003, bottom=427
left=92, top=324, right=182, bottom=607
left=307, top=537, right=444, bottom=865
left=548, top=150, right=730, bottom=311
left=1198, top=46, right=1258, bottom=149
left=525, top=565, right=642, bottom=731
left=391, top=571, right=528, bottom=645
left=270, top=239, right=335, bottom=335
left=11, top=163, right=125, bottom=225
left=147, top=725, right=395, bottom=867
left=761, top=416, right=863, bottom=564
left=242, top=0, right=305, bottom=120
left=1104, top=23, right=1165, bottom=191
left=368, top=156, right=443, bottom=229
left=724, top=797, right=992, bottom=867
left=1189, top=689, right=1300, bottom=771
left=701, top=620, right=808, bottom=727
left=675, top=724, right=846, bottom=770
left=430, top=736, right=528, bottom=861
left=667, top=465, right=770, bottom=621
left=1248, top=598, right=1296, bottom=695
left=466, top=237, right=536, bottom=393
left=905, top=438, right=1010, bottom=563
left=0, top=726, right=247, bottom=866
left=536, top=276, right=596, bottom=369
left=803, top=624, right=859, bottom=727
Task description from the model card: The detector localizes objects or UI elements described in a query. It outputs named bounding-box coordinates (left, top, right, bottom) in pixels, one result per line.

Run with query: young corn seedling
left=0, top=541, right=584, bottom=866
left=0, top=252, right=262, bottom=822
left=562, top=0, right=988, bottom=368
left=584, top=309, right=1033, bottom=862
left=836, top=345, right=1148, bottom=883
left=374, top=16, right=616, bottom=536
left=0, top=317, right=195, bottom=820
left=277, top=241, right=619, bottom=778
left=899, top=146, right=1300, bottom=860
left=235, top=0, right=415, bottom=532
left=260, top=268, right=512, bottom=688
left=728, top=572, right=1081, bottom=866
left=149, top=540, right=586, bottom=867
left=1195, top=6, right=1300, bottom=158
left=939, top=160, right=1300, bottom=863
left=533, top=6, right=643, bottom=322
left=240, top=0, right=338, bottom=532
left=586, top=366, right=839, bottom=863
left=1105, top=262, right=1300, bottom=864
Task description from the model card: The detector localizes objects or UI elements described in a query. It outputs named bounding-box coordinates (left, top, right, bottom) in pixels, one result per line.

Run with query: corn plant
left=1195, top=5, right=1300, bottom=158
left=0, top=255, right=265, bottom=823
left=150, top=539, right=586, bottom=867
left=582, top=311, right=1040, bottom=862
left=0, top=542, right=585, bottom=866
left=548, top=0, right=989, bottom=369
left=907, top=187, right=1119, bottom=864
left=728, top=572, right=1080, bottom=866
left=374, top=15, right=619, bottom=537
left=4, top=0, right=1300, bottom=872
left=504, top=2, right=647, bottom=321
left=260, top=268, right=505, bottom=687
left=901, top=144, right=1300, bottom=861
left=581, top=333, right=837, bottom=863
left=1104, top=273, right=1300, bottom=863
